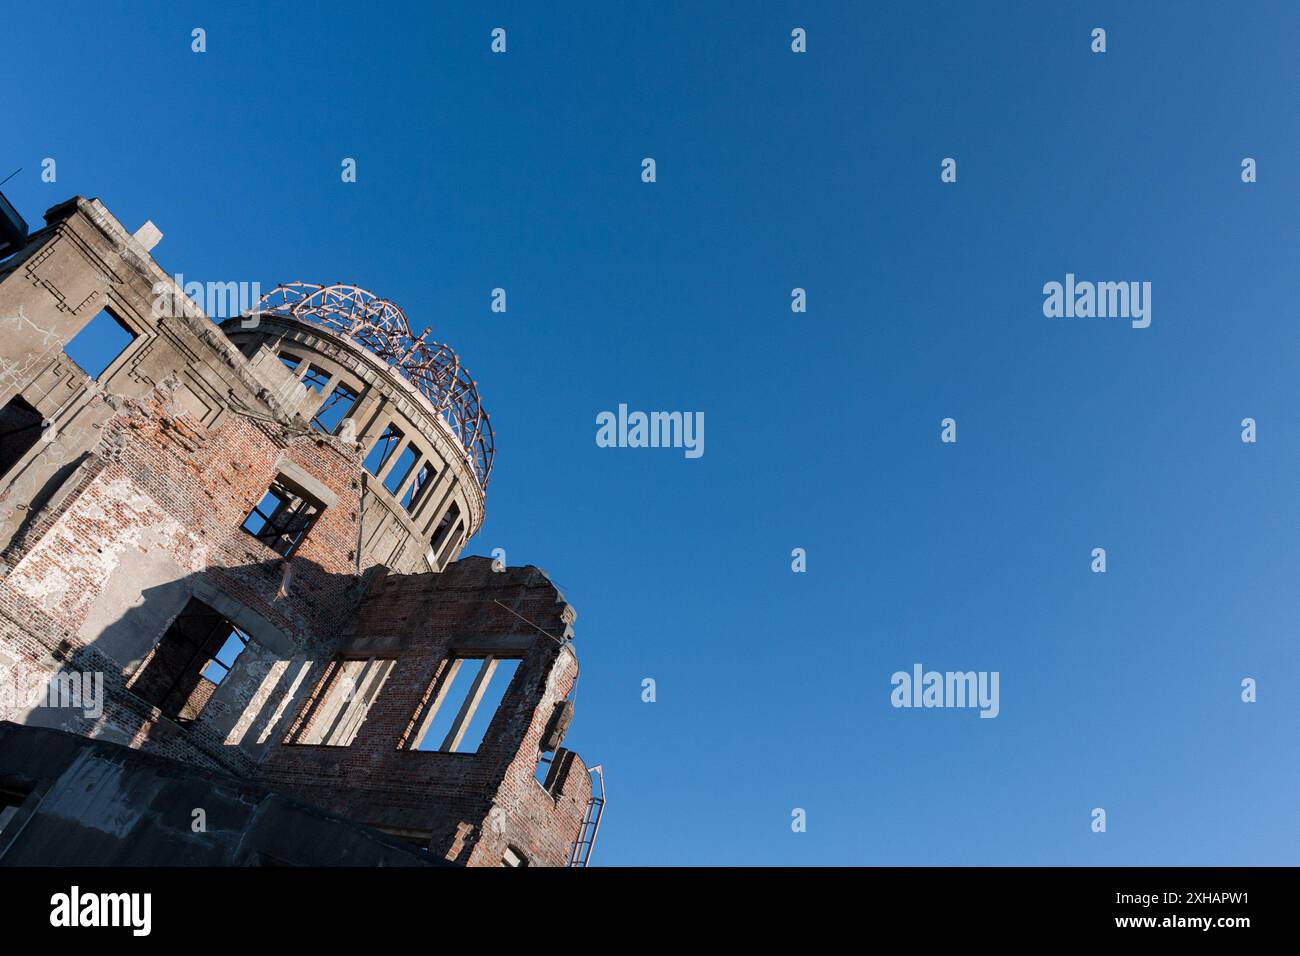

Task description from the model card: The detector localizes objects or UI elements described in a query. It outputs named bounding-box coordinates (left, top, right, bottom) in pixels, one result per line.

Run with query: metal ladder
left=566, top=765, right=605, bottom=867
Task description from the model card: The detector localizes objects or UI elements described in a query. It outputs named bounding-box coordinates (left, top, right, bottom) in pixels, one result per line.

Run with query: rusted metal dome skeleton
left=254, top=282, right=494, bottom=489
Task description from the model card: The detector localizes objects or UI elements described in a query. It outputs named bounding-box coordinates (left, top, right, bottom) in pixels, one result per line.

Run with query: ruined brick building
left=0, top=193, right=603, bottom=866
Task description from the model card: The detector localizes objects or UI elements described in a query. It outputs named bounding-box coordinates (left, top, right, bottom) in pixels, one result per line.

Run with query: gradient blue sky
left=6, top=1, right=1300, bottom=865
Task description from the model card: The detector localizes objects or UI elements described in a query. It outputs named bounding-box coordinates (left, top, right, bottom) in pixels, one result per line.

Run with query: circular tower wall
left=220, top=283, right=489, bottom=574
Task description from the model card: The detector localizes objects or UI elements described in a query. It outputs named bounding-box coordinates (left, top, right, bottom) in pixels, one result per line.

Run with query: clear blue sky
left=7, top=1, right=1300, bottom=865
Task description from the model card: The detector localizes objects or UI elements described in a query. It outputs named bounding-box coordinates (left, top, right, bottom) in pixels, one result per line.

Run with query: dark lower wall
left=0, top=722, right=442, bottom=866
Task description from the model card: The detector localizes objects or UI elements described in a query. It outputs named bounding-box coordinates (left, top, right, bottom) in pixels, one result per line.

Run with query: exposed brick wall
left=1, top=383, right=593, bottom=863
left=6, top=385, right=362, bottom=639
left=0, top=383, right=366, bottom=769
left=257, top=558, right=589, bottom=866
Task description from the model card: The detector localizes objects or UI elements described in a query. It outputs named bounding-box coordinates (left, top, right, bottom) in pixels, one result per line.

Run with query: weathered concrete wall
left=0, top=198, right=287, bottom=558
left=0, top=723, right=443, bottom=866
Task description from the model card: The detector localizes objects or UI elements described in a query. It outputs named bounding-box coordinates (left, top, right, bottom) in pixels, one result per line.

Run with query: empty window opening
left=363, top=424, right=404, bottom=477
left=534, top=752, right=554, bottom=789
left=0, top=396, right=45, bottom=480
left=403, top=461, right=432, bottom=512
left=409, top=656, right=521, bottom=754
left=295, top=657, right=395, bottom=746
left=241, top=478, right=323, bottom=556
left=279, top=352, right=302, bottom=374
left=538, top=748, right=578, bottom=796
left=128, top=598, right=249, bottom=723
left=436, top=521, right=465, bottom=567
left=501, top=846, right=529, bottom=867
left=63, top=309, right=136, bottom=380
left=200, top=627, right=251, bottom=684
left=300, top=364, right=331, bottom=393
left=431, top=501, right=461, bottom=553
left=382, top=444, right=419, bottom=496
left=311, top=382, right=358, bottom=434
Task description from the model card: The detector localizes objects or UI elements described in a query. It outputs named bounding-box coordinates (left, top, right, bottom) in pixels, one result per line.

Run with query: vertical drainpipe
left=354, top=472, right=367, bottom=580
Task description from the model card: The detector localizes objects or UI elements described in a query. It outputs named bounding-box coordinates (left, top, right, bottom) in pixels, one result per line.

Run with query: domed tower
left=221, top=283, right=492, bottom=574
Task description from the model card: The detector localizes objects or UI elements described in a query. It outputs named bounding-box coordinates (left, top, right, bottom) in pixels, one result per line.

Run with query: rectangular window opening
left=436, top=521, right=465, bottom=567
left=364, top=424, right=404, bottom=477
left=382, top=444, right=418, bottom=496
left=200, top=628, right=251, bottom=684
left=295, top=657, right=395, bottom=746
left=279, top=352, right=302, bottom=374
left=300, top=364, right=331, bottom=393
left=408, top=656, right=521, bottom=754
left=241, top=478, right=323, bottom=557
left=431, top=501, right=461, bottom=552
left=0, top=395, right=45, bottom=481
left=127, top=598, right=250, bottom=723
left=534, top=752, right=554, bottom=789
left=311, top=382, right=358, bottom=434
left=63, top=308, right=136, bottom=380
left=402, top=461, right=432, bottom=512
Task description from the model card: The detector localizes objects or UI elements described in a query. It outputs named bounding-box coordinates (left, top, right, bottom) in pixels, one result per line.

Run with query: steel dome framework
left=254, top=282, right=494, bottom=489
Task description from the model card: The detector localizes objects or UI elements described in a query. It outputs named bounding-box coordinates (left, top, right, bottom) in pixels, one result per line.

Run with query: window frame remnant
left=436, top=523, right=465, bottom=568
left=403, top=461, right=432, bottom=512
left=200, top=627, right=251, bottom=684
left=241, top=477, right=324, bottom=557
left=300, top=364, right=331, bottom=393
left=364, top=423, right=404, bottom=477
left=382, top=443, right=419, bottom=496
left=431, top=501, right=461, bottom=552
left=405, top=655, right=522, bottom=754
left=292, top=656, right=396, bottom=747
left=127, top=598, right=252, bottom=723
left=310, top=380, right=359, bottom=434
left=428, top=500, right=464, bottom=568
